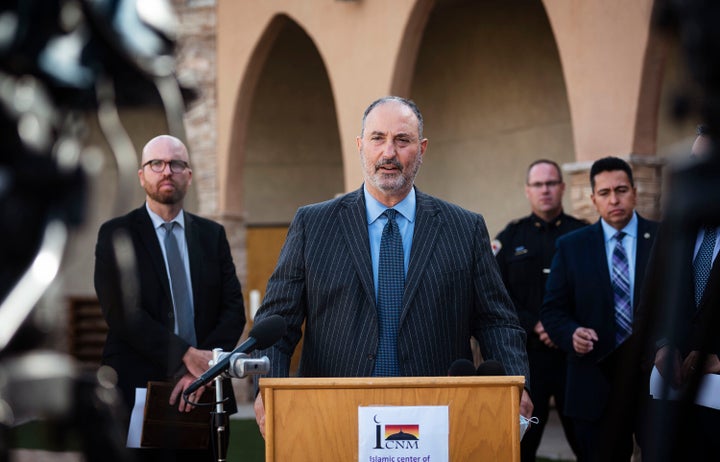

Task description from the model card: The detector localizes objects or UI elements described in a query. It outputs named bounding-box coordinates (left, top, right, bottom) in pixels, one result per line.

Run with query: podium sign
left=260, top=376, right=524, bottom=461
left=358, top=405, right=449, bottom=461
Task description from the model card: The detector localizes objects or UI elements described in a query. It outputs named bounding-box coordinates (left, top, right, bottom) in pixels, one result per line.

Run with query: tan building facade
left=56, top=0, right=700, bottom=400
left=210, top=0, right=693, bottom=305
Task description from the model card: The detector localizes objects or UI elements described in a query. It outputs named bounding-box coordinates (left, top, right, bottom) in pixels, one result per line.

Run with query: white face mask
left=520, top=415, right=540, bottom=440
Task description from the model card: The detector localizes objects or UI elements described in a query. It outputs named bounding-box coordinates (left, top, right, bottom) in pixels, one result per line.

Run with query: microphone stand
left=210, top=348, right=230, bottom=462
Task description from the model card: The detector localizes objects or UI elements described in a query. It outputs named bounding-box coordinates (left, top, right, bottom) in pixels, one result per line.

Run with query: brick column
left=174, top=0, right=219, bottom=217
left=174, top=1, right=254, bottom=403
left=564, top=155, right=665, bottom=223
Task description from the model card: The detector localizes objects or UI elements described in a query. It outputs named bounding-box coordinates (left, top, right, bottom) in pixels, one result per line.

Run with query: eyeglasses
left=142, top=159, right=189, bottom=174
left=527, top=180, right=562, bottom=189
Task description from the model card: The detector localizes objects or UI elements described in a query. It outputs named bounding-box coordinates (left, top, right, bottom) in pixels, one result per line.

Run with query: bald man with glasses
left=94, top=135, right=246, bottom=462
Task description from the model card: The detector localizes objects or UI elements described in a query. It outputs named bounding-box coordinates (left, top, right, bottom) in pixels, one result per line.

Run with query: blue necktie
left=611, top=232, right=632, bottom=345
left=693, top=225, right=717, bottom=308
left=373, top=209, right=404, bottom=376
left=162, top=222, right=197, bottom=346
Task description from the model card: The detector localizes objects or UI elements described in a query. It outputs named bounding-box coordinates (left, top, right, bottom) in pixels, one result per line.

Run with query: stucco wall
left=243, top=21, right=344, bottom=225
left=411, top=0, right=574, bottom=236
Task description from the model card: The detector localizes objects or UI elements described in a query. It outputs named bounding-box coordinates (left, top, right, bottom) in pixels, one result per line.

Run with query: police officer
left=495, top=159, right=585, bottom=462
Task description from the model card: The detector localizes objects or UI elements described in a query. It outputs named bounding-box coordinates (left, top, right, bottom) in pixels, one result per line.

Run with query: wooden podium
left=260, top=376, right=524, bottom=461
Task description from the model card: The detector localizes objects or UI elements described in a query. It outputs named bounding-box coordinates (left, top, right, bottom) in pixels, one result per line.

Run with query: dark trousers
left=573, top=415, right=634, bottom=462
left=642, top=399, right=720, bottom=461
left=521, top=348, right=579, bottom=462
left=134, top=448, right=213, bottom=462
left=570, top=368, right=645, bottom=461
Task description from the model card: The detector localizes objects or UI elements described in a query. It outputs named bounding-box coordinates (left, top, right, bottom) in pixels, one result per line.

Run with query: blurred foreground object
left=0, top=1, right=195, bottom=460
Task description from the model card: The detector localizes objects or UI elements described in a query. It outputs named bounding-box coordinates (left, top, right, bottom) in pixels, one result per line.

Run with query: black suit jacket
left=639, top=224, right=720, bottom=362
left=94, top=205, right=246, bottom=409
left=687, top=248, right=720, bottom=356
left=254, top=187, right=530, bottom=382
left=540, top=215, right=658, bottom=420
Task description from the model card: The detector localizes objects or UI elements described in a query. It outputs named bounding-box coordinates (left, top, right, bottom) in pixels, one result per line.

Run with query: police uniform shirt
left=495, top=212, right=587, bottom=350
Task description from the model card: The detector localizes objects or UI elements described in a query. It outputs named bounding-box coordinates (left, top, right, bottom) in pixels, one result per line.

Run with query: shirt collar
left=146, top=203, right=185, bottom=230
left=600, top=211, right=637, bottom=243
left=363, top=184, right=416, bottom=225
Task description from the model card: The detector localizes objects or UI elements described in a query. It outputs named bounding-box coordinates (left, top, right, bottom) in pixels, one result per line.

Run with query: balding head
left=139, top=135, right=192, bottom=219
left=691, top=125, right=714, bottom=158
left=141, top=135, right=189, bottom=165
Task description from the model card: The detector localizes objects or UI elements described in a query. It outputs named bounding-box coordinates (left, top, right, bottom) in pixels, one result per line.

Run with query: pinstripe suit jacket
left=254, top=187, right=529, bottom=382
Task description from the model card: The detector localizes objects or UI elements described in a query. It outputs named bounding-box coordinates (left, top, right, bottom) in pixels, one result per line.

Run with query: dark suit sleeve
left=94, top=221, right=188, bottom=376
left=193, top=224, right=246, bottom=352
left=472, top=216, right=530, bottom=382
left=540, top=239, right=579, bottom=354
left=252, top=208, right=309, bottom=377
left=495, top=226, right=535, bottom=333
left=638, top=222, right=720, bottom=360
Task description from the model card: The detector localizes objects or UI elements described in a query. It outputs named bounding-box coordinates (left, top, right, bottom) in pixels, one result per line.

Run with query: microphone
left=448, top=359, right=477, bottom=376
left=476, top=359, right=507, bottom=376
left=184, top=314, right=286, bottom=396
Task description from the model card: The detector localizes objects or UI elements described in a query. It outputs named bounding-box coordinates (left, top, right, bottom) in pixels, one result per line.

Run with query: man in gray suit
left=252, top=96, right=532, bottom=435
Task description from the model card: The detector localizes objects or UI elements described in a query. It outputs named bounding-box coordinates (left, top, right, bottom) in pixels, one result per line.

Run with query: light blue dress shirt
left=364, top=185, right=416, bottom=302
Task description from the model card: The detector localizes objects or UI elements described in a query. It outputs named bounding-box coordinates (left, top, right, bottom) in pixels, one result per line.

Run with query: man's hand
left=655, top=345, right=682, bottom=388
left=704, top=353, right=720, bottom=374
left=681, top=351, right=720, bottom=383
left=572, top=327, right=598, bottom=355
left=168, top=347, right=214, bottom=413
left=520, top=389, right=534, bottom=419
left=534, top=321, right=556, bottom=348
left=182, top=346, right=214, bottom=377
left=169, top=372, right=206, bottom=413
left=254, top=393, right=266, bottom=439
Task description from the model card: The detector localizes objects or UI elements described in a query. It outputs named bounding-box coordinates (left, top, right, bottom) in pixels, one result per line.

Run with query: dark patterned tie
left=693, top=225, right=717, bottom=308
left=373, top=209, right=404, bottom=376
left=611, top=232, right=632, bottom=345
left=162, top=222, right=197, bottom=346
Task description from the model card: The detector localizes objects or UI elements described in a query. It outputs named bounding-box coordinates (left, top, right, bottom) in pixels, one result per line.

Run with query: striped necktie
left=162, top=222, right=197, bottom=346
left=611, top=232, right=632, bottom=345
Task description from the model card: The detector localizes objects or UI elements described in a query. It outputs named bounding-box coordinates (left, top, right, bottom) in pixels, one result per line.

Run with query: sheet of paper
left=650, top=365, right=720, bottom=410
left=126, top=388, right=146, bottom=448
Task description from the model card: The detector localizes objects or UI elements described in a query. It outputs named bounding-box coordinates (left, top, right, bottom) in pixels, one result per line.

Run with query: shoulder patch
left=491, top=239, right=502, bottom=256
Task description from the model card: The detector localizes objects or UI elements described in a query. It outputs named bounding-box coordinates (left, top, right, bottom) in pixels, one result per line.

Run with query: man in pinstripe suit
left=252, top=96, right=532, bottom=436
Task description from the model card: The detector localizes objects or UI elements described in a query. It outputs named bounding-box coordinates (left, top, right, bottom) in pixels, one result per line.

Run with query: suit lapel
left=184, top=211, right=202, bottom=324
left=592, top=221, right=612, bottom=289
left=401, top=191, right=442, bottom=319
left=633, top=216, right=655, bottom=308
left=338, top=188, right=443, bottom=320
left=338, top=189, right=376, bottom=308
left=134, top=206, right=172, bottom=300
left=591, top=222, right=615, bottom=325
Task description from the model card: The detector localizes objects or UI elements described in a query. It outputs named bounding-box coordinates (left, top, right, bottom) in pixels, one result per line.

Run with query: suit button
left=168, top=312, right=174, bottom=319
left=367, top=354, right=375, bottom=360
